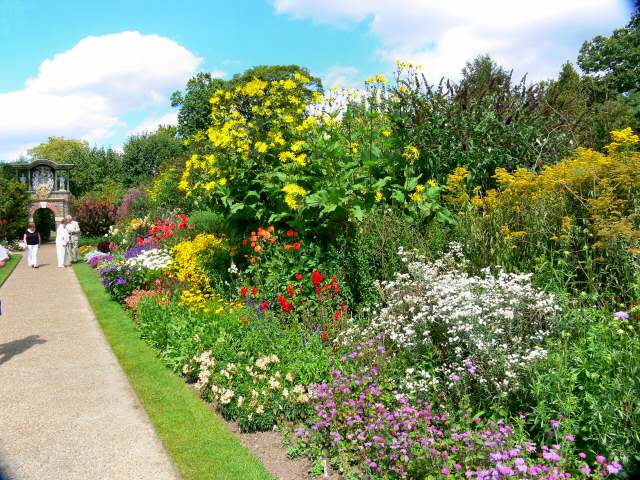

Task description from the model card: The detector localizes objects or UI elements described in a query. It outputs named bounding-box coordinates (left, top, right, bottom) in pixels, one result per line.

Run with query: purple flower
left=549, top=419, right=560, bottom=429
left=451, top=373, right=461, bottom=382
left=596, top=455, right=606, bottom=464
left=115, top=277, right=127, bottom=285
left=614, top=311, right=630, bottom=319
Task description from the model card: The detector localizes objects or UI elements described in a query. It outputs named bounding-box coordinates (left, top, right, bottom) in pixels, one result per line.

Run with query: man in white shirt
left=55, top=219, right=70, bottom=268
left=65, top=215, right=81, bottom=263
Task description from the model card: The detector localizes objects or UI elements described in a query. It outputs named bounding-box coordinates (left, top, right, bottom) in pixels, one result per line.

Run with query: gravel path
left=0, top=244, right=180, bottom=480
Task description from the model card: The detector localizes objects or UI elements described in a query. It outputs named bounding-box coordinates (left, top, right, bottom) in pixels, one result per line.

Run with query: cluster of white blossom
left=126, top=248, right=172, bottom=270
left=341, top=244, right=562, bottom=397
left=83, top=250, right=109, bottom=263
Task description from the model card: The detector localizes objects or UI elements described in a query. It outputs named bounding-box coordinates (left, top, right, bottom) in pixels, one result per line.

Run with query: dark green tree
left=0, top=178, right=29, bottom=241
left=458, top=54, right=512, bottom=96
left=578, top=6, right=640, bottom=94
left=121, top=125, right=186, bottom=187
left=170, top=72, right=228, bottom=138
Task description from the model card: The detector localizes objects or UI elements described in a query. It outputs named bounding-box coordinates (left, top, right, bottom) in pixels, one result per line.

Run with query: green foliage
left=171, top=72, right=228, bottom=138
left=148, top=168, right=195, bottom=214
left=388, top=59, right=579, bottom=188
left=188, top=210, right=227, bottom=236
left=0, top=177, right=29, bottom=241
left=578, top=7, right=640, bottom=94
left=122, top=126, right=186, bottom=187
left=336, top=208, right=453, bottom=309
left=526, top=308, right=640, bottom=471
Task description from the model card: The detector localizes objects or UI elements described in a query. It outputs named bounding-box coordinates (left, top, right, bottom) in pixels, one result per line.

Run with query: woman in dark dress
left=23, top=222, right=41, bottom=268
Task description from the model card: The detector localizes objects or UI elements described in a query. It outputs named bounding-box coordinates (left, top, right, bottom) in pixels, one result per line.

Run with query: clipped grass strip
left=74, top=262, right=274, bottom=480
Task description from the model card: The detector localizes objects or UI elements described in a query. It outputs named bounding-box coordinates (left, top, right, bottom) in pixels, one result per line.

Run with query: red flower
left=251, top=286, right=258, bottom=296
left=241, top=287, right=249, bottom=296
left=293, top=242, right=301, bottom=250
left=322, top=330, right=328, bottom=343
left=261, top=300, right=270, bottom=310
left=178, top=223, right=186, bottom=230
left=295, top=273, right=304, bottom=281
left=287, top=230, right=295, bottom=237
left=180, top=213, right=188, bottom=223
left=268, top=226, right=275, bottom=233
left=251, top=257, right=257, bottom=264
left=332, top=276, right=340, bottom=295
left=137, top=235, right=144, bottom=246
left=243, top=239, right=248, bottom=247
left=335, top=310, right=342, bottom=321
left=277, top=295, right=293, bottom=313
left=285, top=244, right=292, bottom=251
left=341, top=305, right=347, bottom=313
left=288, top=284, right=295, bottom=299
left=311, top=271, right=325, bottom=285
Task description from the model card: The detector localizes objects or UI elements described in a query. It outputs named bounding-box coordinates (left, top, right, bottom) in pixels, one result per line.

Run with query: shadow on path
left=0, top=335, right=46, bottom=366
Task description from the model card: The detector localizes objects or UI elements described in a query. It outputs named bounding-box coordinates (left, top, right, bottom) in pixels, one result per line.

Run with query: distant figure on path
left=55, top=219, right=70, bottom=268
left=65, top=215, right=81, bottom=263
left=23, top=222, right=41, bottom=269
left=0, top=244, right=8, bottom=268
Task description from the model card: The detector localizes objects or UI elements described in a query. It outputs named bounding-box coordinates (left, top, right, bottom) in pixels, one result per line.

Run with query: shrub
left=527, top=308, right=640, bottom=472
left=148, top=168, right=194, bottom=213
left=188, top=210, right=227, bottom=236
left=452, top=128, right=640, bottom=301
left=0, top=178, right=29, bottom=241
left=337, top=207, right=453, bottom=309
left=339, top=246, right=562, bottom=407
left=116, top=188, right=149, bottom=221
left=75, top=198, right=117, bottom=236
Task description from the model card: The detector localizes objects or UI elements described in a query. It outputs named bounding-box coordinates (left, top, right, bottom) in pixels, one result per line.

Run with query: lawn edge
left=0, top=254, right=22, bottom=288
left=73, top=262, right=274, bottom=480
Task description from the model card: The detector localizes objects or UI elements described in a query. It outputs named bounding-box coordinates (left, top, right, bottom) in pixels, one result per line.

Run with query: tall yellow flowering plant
left=449, top=128, right=640, bottom=300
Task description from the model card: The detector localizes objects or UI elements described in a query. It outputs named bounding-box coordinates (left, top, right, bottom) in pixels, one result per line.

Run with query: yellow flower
left=375, top=191, right=384, bottom=203
left=255, top=141, right=268, bottom=153
left=415, top=184, right=426, bottom=193
left=282, top=183, right=308, bottom=210
left=402, top=145, right=420, bottom=161
left=382, top=130, right=391, bottom=137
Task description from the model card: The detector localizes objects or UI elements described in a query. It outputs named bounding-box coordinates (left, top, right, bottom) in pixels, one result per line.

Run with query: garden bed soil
left=194, top=386, right=341, bottom=480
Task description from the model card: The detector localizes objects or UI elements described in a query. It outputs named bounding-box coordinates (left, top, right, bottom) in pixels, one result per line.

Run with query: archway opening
left=33, top=208, right=55, bottom=242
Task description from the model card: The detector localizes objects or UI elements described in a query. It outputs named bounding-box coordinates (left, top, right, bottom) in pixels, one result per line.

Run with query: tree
left=121, top=125, right=186, bottom=187
left=28, top=137, right=125, bottom=197
left=0, top=178, right=29, bottom=241
left=170, top=72, right=228, bottom=138
left=578, top=6, right=640, bottom=94
left=458, top=54, right=512, bottom=97
left=171, top=65, right=323, bottom=139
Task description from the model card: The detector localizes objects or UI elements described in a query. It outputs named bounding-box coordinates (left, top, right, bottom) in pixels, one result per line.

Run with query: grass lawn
left=74, top=262, right=274, bottom=480
left=0, top=254, right=22, bottom=288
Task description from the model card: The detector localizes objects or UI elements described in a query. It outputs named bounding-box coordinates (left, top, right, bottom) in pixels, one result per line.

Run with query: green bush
left=337, top=207, right=454, bottom=309
left=0, top=178, right=29, bottom=241
left=188, top=210, right=227, bottom=236
left=525, top=308, right=640, bottom=471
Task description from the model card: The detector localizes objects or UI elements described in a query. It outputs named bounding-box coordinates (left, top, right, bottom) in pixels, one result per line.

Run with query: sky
left=0, top=0, right=634, bottom=161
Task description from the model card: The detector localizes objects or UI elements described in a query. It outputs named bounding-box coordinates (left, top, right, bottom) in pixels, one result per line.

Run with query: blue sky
left=0, top=0, right=634, bottom=160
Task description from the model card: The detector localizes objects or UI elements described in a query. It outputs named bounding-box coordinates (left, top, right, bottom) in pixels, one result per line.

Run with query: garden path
left=0, top=244, right=180, bottom=480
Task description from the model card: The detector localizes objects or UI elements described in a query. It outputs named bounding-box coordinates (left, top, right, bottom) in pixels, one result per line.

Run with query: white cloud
left=321, top=65, right=361, bottom=89
left=0, top=31, right=202, bottom=159
left=129, top=111, right=178, bottom=136
left=274, top=0, right=631, bottom=82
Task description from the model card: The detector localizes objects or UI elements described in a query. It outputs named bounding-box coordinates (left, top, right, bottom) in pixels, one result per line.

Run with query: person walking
left=0, top=243, right=8, bottom=268
left=55, top=219, right=70, bottom=268
left=23, top=222, right=41, bottom=268
left=65, top=215, right=81, bottom=263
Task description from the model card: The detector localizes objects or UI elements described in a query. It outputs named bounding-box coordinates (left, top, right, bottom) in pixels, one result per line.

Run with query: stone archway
left=12, top=159, right=74, bottom=228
